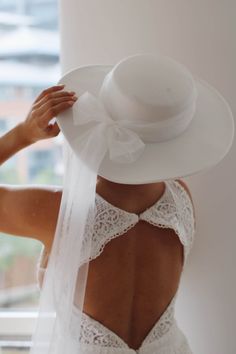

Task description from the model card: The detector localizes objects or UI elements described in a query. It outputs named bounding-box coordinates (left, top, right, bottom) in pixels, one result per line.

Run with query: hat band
left=117, top=99, right=197, bottom=143
left=72, top=90, right=198, bottom=164
left=73, top=89, right=197, bottom=144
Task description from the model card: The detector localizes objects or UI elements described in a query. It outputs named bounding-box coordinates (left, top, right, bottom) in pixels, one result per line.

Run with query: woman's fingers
left=39, top=100, right=76, bottom=129
left=22, top=85, right=78, bottom=144
left=34, top=85, right=66, bottom=104
left=35, top=95, right=77, bottom=115
left=35, top=94, right=78, bottom=129
left=33, top=90, right=76, bottom=108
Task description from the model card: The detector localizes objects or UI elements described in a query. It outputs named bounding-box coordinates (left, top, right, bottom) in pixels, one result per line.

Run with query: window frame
left=0, top=308, right=38, bottom=348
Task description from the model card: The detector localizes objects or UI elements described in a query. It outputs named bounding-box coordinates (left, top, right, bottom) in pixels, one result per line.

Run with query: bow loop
left=106, top=124, right=145, bottom=163
left=72, top=91, right=145, bottom=163
left=73, top=91, right=112, bottom=125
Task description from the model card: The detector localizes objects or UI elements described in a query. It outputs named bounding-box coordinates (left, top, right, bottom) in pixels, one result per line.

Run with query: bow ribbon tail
left=72, top=122, right=108, bottom=172
left=72, top=90, right=146, bottom=165
left=73, top=91, right=111, bottom=126
left=107, top=124, right=145, bottom=163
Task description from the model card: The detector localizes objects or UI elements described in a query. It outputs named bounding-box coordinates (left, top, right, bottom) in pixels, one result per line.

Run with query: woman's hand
left=21, top=84, right=78, bottom=144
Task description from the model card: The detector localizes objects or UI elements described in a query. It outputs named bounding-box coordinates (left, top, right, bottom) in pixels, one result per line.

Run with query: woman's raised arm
left=0, top=185, right=62, bottom=250
left=0, top=85, right=78, bottom=250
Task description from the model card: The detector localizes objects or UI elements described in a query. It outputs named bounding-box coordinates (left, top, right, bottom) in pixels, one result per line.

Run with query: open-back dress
left=37, top=179, right=195, bottom=354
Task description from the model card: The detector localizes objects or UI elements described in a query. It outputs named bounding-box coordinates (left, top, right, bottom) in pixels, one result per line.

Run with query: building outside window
left=0, top=1, right=61, bottom=352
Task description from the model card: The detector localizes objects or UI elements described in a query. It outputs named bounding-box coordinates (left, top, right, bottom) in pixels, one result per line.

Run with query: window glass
left=0, top=0, right=61, bottom=317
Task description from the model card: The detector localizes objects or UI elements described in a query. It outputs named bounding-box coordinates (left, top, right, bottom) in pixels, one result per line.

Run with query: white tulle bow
left=72, top=91, right=145, bottom=163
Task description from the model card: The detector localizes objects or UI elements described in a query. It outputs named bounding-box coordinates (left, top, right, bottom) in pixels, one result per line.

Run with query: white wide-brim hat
left=56, top=53, right=234, bottom=184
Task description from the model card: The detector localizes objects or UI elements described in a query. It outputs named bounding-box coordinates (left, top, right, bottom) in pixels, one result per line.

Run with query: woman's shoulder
left=175, top=179, right=196, bottom=227
left=175, top=179, right=193, bottom=204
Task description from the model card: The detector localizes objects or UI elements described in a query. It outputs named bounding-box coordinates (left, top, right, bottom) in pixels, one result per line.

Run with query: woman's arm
left=0, top=84, right=76, bottom=164
left=0, top=122, right=32, bottom=165
left=0, top=84, right=78, bottom=250
left=0, top=185, right=62, bottom=251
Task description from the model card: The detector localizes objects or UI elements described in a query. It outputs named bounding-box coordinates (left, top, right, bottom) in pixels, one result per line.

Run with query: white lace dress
left=37, top=180, right=195, bottom=354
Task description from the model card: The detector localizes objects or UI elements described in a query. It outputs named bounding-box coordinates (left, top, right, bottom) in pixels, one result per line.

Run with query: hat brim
left=56, top=65, right=234, bottom=184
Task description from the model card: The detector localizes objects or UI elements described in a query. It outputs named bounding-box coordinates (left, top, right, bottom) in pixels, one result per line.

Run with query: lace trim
left=171, top=180, right=196, bottom=258
left=37, top=179, right=195, bottom=272
left=79, top=180, right=195, bottom=266
left=139, top=180, right=195, bottom=265
left=70, top=306, right=128, bottom=348
left=69, top=291, right=177, bottom=349
left=141, top=292, right=177, bottom=346
left=79, top=197, right=139, bottom=266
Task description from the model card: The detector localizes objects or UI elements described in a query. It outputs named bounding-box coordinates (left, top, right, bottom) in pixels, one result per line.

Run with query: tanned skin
left=0, top=85, right=195, bottom=349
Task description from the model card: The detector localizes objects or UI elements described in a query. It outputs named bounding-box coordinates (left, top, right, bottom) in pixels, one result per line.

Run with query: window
left=0, top=0, right=61, bottom=351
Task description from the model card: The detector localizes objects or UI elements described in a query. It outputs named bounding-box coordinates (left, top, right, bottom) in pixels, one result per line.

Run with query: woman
left=0, top=84, right=195, bottom=351
left=1, top=52, right=233, bottom=354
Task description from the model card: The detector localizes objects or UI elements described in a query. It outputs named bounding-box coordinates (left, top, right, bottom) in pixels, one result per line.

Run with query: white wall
left=58, top=1, right=236, bottom=353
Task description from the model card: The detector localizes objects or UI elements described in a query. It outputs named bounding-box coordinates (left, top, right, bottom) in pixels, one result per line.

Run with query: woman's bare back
left=79, top=222, right=183, bottom=349
left=0, top=85, right=192, bottom=350
left=39, top=179, right=186, bottom=350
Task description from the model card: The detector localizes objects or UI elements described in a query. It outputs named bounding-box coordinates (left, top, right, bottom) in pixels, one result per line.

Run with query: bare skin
left=0, top=86, right=195, bottom=350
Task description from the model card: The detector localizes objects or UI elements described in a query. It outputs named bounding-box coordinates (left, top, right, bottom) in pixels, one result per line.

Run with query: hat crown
left=99, top=54, right=197, bottom=125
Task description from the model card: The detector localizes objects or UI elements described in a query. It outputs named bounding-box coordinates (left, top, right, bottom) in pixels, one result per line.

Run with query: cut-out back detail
left=70, top=291, right=177, bottom=349
left=78, top=179, right=195, bottom=267
left=37, top=179, right=195, bottom=353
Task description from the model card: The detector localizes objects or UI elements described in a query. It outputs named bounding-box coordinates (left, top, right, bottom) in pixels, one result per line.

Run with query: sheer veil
left=29, top=90, right=147, bottom=354
left=28, top=52, right=234, bottom=354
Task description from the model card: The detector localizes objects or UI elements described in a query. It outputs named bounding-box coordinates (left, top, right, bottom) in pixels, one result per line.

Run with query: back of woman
left=37, top=177, right=195, bottom=352
left=1, top=52, right=233, bottom=354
